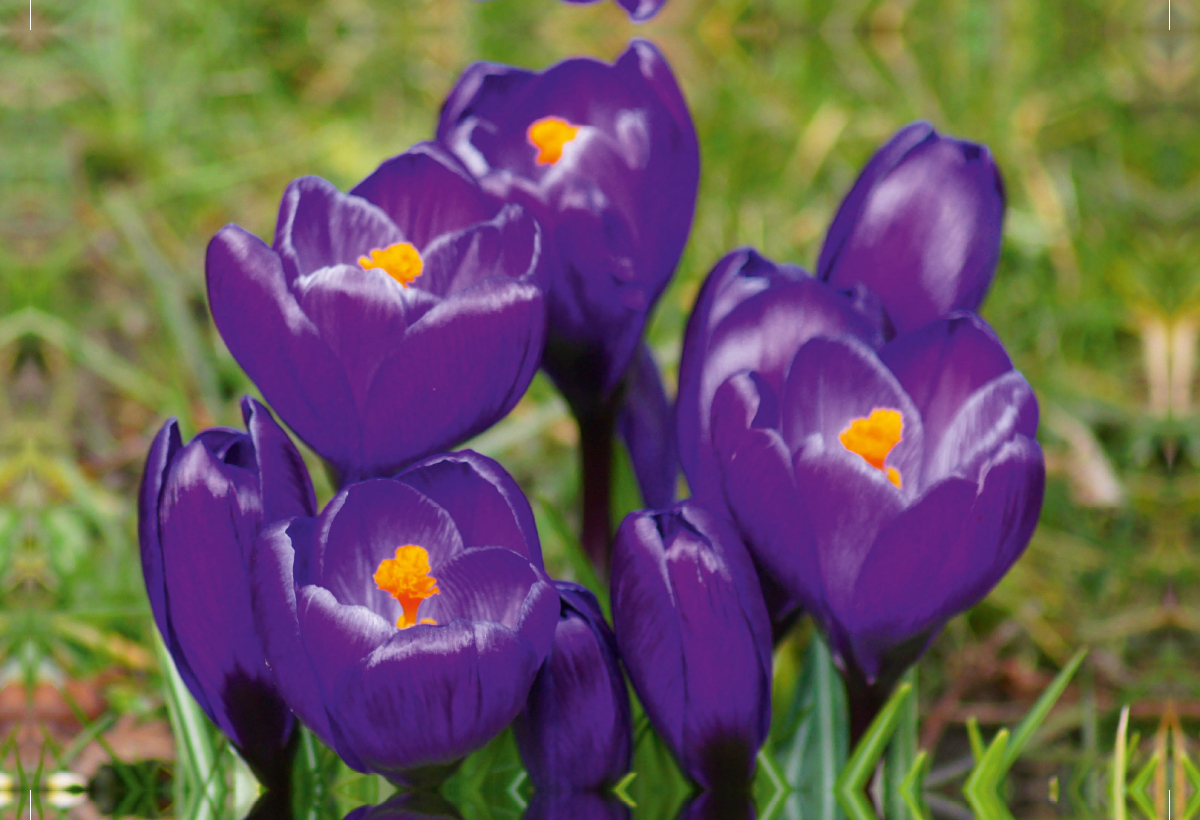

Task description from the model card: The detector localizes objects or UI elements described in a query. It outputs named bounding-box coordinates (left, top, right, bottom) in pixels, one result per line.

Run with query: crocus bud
left=138, top=397, right=314, bottom=789
left=817, top=122, right=1005, bottom=336
left=513, top=582, right=632, bottom=793
left=436, top=39, right=699, bottom=414
left=206, top=143, right=546, bottom=484
left=611, top=502, right=771, bottom=794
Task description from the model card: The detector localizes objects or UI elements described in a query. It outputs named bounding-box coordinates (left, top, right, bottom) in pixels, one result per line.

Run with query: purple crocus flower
left=436, top=39, right=698, bottom=409
left=611, top=501, right=772, bottom=793
left=817, top=122, right=1005, bottom=336
left=556, top=0, right=667, bottom=23
left=138, top=397, right=313, bottom=789
left=708, top=311, right=1043, bottom=738
left=436, top=41, right=698, bottom=566
left=513, top=581, right=631, bottom=793
left=251, top=450, right=559, bottom=786
left=206, top=142, right=546, bottom=484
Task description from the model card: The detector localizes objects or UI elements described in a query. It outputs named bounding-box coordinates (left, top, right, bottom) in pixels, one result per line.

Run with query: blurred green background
left=1, top=0, right=1196, bottom=816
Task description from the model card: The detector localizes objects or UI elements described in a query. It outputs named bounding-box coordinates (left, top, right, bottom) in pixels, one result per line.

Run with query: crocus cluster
left=138, top=30, right=1043, bottom=812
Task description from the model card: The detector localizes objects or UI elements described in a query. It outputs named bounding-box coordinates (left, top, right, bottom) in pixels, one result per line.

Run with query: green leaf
left=886, top=667, right=918, bottom=820
left=1126, top=746, right=1159, bottom=820
left=965, top=716, right=986, bottom=765
left=777, top=634, right=847, bottom=820
left=898, top=749, right=931, bottom=820
left=1001, top=647, right=1087, bottom=769
left=835, top=681, right=913, bottom=820
left=962, top=727, right=1014, bottom=820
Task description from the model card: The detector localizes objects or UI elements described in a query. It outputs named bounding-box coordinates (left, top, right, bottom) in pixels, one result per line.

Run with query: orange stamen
left=358, top=242, right=423, bottom=288
left=527, top=116, right=581, bottom=165
left=373, top=545, right=440, bottom=629
left=839, top=408, right=904, bottom=489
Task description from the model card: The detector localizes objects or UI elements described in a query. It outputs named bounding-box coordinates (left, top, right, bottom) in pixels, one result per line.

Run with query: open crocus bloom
left=251, top=450, right=559, bottom=786
left=139, top=397, right=313, bottom=789
left=436, top=39, right=698, bottom=413
left=207, top=142, right=546, bottom=484
left=709, top=313, right=1044, bottom=697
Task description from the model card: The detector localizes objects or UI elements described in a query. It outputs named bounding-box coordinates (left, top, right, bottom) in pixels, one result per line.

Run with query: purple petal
left=157, top=441, right=270, bottom=744
left=924, top=371, right=1038, bottom=485
left=840, top=477, right=977, bottom=681
left=790, top=450, right=906, bottom=655
left=418, top=548, right=553, bottom=652
left=709, top=372, right=814, bottom=622
left=250, top=519, right=340, bottom=753
left=416, top=204, right=540, bottom=300
left=514, top=582, right=632, bottom=793
left=315, top=480, right=464, bottom=614
left=241, top=397, right=318, bottom=522
left=819, top=128, right=1005, bottom=334
left=395, top=450, right=544, bottom=569
left=615, top=0, right=667, bottom=21
left=817, top=122, right=935, bottom=278
left=610, top=514, right=687, bottom=755
left=206, top=225, right=362, bottom=473
left=879, top=312, right=1015, bottom=450
left=350, top=142, right=501, bottom=251
left=327, top=619, right=544, bottom=782
left=138, top=420, right=183, bottom=661
left=356, top=276, right=544, bottom=476
left=617, top=344, right=677, bottom=509
left=272, top=176, right=405, bottom=281
left=290, top=264, right=410, bottom=412
left=781, top=335, right=924, bottom=494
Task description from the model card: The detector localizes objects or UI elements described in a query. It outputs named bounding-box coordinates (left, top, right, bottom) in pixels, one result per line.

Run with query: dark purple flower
left=513, top=581, right=631, bottom=793
left=556, top=0, right=667, bottom=23
left=708, top=311, right=1043, bottom=734
left=206, top=142, right=546, bottom=484
left=436, top=39, right=699, bottom=412
left=817, top=122, right=1005, bottom=336
left=523, top=791, right=631, bottom=820
left=611, top=501, right=772, bottom=793
left=251, top=450, right=559, bottom=786
left=138, top=397, right=313, bottom=788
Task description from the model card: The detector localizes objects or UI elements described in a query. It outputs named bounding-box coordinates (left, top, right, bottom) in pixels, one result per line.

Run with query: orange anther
left=527, top=116, right=581, bottom=165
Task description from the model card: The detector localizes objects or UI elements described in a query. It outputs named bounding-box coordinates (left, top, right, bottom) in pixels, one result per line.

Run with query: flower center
left=374, top=545, right=440, bottom=629
left=839, top=408, right=903, bottom=489
left=527, top=116, right=581, bottom=165
left=358, top=241, right=423, bottom=288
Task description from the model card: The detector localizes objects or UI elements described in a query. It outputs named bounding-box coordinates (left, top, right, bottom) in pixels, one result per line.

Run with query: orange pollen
left=373, top=545, right=440, bottom=629
left=527, top=116, right=581, bottom=165
left=838, top=408, right=904, bottom=489
left=358, top=242, right=424, bottom=288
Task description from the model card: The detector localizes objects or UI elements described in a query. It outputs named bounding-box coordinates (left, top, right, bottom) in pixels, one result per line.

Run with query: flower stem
left=577, top=398, right=619, bottom=581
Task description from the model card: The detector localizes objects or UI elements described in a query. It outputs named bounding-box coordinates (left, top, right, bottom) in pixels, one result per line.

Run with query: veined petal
left=206, top=225, right=361, bottom=474
left=350, top=142, right=501, bottom=251
left=273, top=176, right=405, bottom=282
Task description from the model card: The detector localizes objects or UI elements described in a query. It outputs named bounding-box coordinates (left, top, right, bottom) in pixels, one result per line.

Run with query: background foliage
left=1, top=0, right=1196, bottom=816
